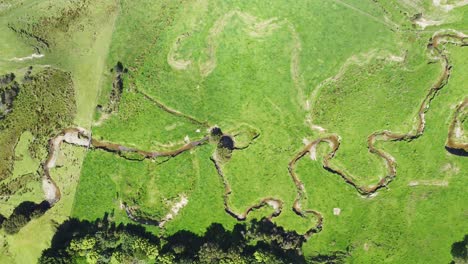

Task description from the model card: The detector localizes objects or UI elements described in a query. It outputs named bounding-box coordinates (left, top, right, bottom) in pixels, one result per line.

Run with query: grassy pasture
left=0, top=0, right=466, bottom=263
left=92, top=92, right=203, bottom=151
left=72, top=147, right=200, bottom=223
left=69, top=1, right=468, bottom=263
left=73, top=0, right=391, bottom=227
left=310, top=36, right=443, bottom=186
left=0, top=0, right=118, bottom=262
left=118, top=0, right=400, bottom=235
left=0, top=144, right=86, bottom=263
left=299, top=45, right=468, bottom=263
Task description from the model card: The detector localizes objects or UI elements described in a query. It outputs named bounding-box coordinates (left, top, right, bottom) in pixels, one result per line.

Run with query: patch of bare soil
left=158, top=195, right=189, bottom=227
left=408, top=180, right=449, bottom=187
left=8, top=53, right=44, bottom=62
left=446, top=98, right=468, bottom=155
left=433, top=0, right=468, bottom=11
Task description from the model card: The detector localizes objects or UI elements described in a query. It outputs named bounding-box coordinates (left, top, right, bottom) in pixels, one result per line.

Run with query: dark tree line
left=38, top=214, right=347, bottom=263
left=0, top=200, right=50, bottom=235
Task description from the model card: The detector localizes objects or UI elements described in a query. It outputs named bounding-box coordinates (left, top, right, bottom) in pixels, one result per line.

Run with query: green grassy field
left=0, top=0, right=118, bottom=262
left=1, top=0, right=467, bottom=263
left=300, top=46, right=468, bottom=263
left=68, top=1, right=468, bottom=263
left=72, top=0, right=468, bottom=262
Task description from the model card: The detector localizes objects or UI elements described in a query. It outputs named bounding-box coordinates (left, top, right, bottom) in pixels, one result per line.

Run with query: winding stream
left=40, top=31, right=466, bottom=239
left=304, top=31, right=467, bottom=195
left=43, top=127, right=207, bottom=208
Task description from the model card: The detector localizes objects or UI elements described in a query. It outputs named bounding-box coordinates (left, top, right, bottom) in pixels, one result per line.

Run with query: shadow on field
left=451, top=235, right=468, bottom=263
left=445, top=147, right=468, bottom=157
left=0, top=200, right=49, bottom=234
left=39, top=213, right=349, bottom=263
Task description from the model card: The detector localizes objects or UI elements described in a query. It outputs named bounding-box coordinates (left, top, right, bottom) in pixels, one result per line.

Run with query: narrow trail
left=446, top=98, right=468, bottom=155
left=137, top=89, right=211, bottom=128
left=332, top=0, right=398, bottom=30
left=168, top=10, right=307, bottom=109
left=93, top=87, right=211, bottom=128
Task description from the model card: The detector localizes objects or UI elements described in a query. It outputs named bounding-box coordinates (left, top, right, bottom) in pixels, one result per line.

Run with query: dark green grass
left=71, top=151, right=118, bottom=221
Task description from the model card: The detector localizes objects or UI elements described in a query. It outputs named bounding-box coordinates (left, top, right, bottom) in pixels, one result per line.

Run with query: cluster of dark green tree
left=0, top=200, right=49, bottom=235
left=0, top=68, right=76, bottom=181
left=451, top=235, right=468, bottom=264
left=39, top=215, right=348, bottom=263
left=0, top=72, right=19, bottom=119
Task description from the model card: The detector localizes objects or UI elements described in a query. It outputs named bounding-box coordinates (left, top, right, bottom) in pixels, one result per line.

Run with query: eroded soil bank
left=446, top=98, right=468, bottom=155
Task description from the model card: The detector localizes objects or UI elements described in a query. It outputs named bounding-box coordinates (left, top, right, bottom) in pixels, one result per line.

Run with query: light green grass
left=71, top=4, right=468, bottom=264
left=11, top=131, right=39, bottom=179
left=310, top=36, right=442, bottom=185
left=92, top=92, right=203, bottom=151
left=0, top=0, right=119, bottom=262
left=120, top=0, right=400, bottom=235
left=2, top=0, right=466, bottom=263
left=300, top=37, right=468, bottom=264
left=0, top=145, right=86, bottom=263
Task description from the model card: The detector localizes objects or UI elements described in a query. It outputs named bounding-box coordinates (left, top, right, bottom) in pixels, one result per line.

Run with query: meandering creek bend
left=41, top=32, right=466, bottom=240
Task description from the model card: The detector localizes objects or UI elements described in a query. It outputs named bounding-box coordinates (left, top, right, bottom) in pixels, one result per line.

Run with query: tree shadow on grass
left=41, top=214, right=317, bottom=263
left=40, top=214, right=352, bottom=263
left=1, top=200, right=50, bottom=234
left=451, top=235, right=468, bottom=263
left=445, top=147, right=468, bottom=157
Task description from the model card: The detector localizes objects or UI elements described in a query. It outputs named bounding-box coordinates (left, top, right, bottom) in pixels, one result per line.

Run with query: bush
left=1, top=200, right=51, bottom=234
left=3, top=214, right=28, bottom=235
left=451, top=235, right=468, bottom=264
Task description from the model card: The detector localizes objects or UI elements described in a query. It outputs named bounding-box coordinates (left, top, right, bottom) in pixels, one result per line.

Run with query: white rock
left=333, top=208, right=341, bottom=216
